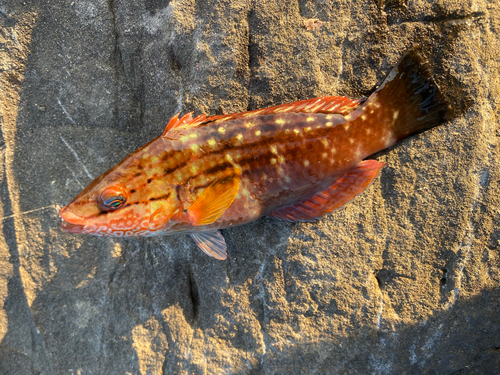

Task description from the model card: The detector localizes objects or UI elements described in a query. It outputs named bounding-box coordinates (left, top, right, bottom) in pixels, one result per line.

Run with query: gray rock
left=0, top=0, right=498, bottom=374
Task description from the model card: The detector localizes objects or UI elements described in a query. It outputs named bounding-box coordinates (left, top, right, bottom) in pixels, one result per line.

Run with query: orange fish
left=60, top=48, right=449, bottom=260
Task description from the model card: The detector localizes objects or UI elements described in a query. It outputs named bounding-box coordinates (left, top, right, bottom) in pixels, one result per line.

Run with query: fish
left=59, top=47, right=450, bottom=260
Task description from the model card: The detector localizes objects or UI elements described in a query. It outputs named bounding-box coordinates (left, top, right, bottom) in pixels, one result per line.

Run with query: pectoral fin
left=191, top=231, right=227, bottom=260
left=270, top=160, right=385, bottom=222
left=187, top=175, right=240, bottom=226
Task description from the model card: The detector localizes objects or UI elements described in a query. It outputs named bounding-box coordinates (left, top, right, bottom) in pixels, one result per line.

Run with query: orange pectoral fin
left=187, top=175, right=241, bottom=226
left=270, top=160, right=385, bottom=222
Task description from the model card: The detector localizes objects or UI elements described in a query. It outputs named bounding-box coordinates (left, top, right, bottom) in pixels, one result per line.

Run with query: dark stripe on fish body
left=107, top=112, right=352, bottom=201
left=203, top=161, right=234, bottom=177
left=163, top=162, right=190, bottom=175
left=149, top=192, right=171, bottom=201
left=238, top=151, right=277, bottom=172
left=148, top=113, right=348, bottom=190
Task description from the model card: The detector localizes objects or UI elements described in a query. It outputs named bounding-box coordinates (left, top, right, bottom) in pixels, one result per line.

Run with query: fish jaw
left=60, top=219, right=86, bottom=234
left=59, top=205, right=93, bottom=234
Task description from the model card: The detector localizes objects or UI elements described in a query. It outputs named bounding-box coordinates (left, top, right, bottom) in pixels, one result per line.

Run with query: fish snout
left=59, top=205, right=90, bottom=229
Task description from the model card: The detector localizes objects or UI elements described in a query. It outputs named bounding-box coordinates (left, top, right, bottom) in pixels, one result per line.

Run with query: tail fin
left=365, top=47, right=450, bottom=141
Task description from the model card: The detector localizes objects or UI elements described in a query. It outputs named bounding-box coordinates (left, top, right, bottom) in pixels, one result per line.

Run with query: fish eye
left=99, top=186, right=128, bottom=211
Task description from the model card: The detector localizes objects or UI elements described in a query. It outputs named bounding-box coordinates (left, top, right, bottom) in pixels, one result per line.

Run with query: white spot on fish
left=218, top=127, right=225, bottom=134
left=276, top=118, right=285, bottom=125
left=344, top=124, right=350, bottom=130
left=304, top=127, right=311, bottom=132
left=393, top=110, right=399, bottom=120
left=293, top=129, right=300, bottom=134
left=306, top=117, right=314, bottom=122
left=208, top=139, right=217, bottom=147
left=361, top=115, right=366, bottom=121
left=326, top=115, right=333, bottom=119
left=246, top=122, right=255, bottom=128
left=326, top=122, right=332, bottom=127
left=236, top=134, right=243, bottom=141
left=385, top=134, right=396, bottom=147
left=322, top=152, right=327, bottom=158
left=303, top=160, right=309, bottom=167
left=190, top=144, right=199, bottom=152
left=349, top=138, right=354, bottom=144
left=271, top=158, right=277, bottom=164
left=354, top=147, right=362, bottom=159
left=321, top=139, right=329, bottom=147
left=174, top=171, right=184, bottom=182
left=255, top=130, right=261, bottom=136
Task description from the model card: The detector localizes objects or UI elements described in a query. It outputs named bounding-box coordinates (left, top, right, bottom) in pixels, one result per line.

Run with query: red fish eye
left=99, top=186, right=128, bottom=211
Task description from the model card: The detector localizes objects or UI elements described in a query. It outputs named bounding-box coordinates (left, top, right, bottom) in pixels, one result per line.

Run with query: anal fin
left=270, top=160, right=385, bottom=222
left=191, top=231, right=227, bottom=260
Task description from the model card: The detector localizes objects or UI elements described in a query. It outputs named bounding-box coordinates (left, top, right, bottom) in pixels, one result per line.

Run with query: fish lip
left=60, top=219, right=86, bottom=233
left=59, top=205, right=91, bottom=233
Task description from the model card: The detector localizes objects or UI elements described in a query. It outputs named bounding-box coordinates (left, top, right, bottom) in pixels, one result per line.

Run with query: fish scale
left=60, top=47, right=450, bottom=260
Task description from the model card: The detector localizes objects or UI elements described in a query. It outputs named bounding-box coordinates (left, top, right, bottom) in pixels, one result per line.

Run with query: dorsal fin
left=161, top=112, right=208, bottom=136
left=161, top=96, right=363, bottom=138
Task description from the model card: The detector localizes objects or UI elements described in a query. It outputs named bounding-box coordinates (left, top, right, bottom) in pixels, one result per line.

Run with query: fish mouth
left=59, top=205, right=90, bottom=233
left=60, top=219, right=86, bottom=233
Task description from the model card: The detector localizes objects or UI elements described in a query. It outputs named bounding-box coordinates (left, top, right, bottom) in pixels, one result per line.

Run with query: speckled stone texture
left=0, top=1, right=499, bottom=374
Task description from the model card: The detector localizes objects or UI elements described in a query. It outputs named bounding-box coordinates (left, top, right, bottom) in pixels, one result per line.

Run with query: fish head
left=60, top=142, right=181, bottom=237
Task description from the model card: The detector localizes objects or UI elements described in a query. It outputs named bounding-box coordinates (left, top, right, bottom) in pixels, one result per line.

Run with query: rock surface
left=1, top=0, right=499, bottom=374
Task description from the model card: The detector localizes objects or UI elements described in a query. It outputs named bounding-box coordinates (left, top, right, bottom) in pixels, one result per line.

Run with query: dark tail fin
left=365, top=47, right=451, bottom=141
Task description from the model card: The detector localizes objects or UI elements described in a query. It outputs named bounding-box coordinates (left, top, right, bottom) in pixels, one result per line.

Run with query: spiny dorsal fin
left=161, top=112, right=209, bottom=136
left=161, top=96, right=363, bottom=138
